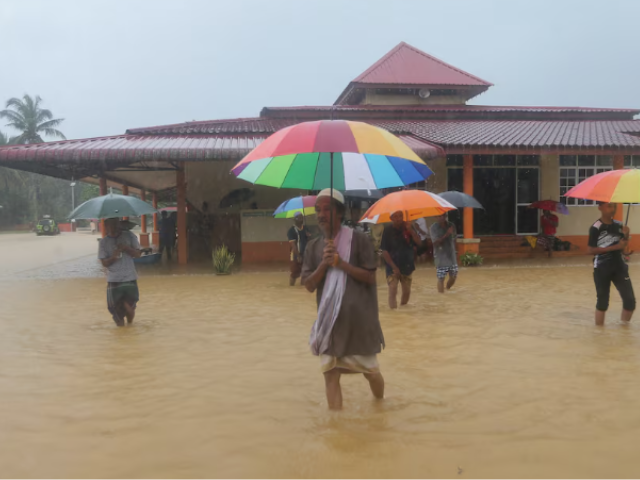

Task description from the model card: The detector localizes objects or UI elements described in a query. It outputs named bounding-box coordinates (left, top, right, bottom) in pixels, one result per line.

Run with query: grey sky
left=1, top=0, right=638, bottom=141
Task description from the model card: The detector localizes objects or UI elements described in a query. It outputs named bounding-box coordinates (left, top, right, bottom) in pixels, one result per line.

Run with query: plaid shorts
left=436, top=265, right=458, bottom=280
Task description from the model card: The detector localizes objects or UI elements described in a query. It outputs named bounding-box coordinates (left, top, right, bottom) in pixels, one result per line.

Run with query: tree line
left=0, top=94, right=98, bottom=228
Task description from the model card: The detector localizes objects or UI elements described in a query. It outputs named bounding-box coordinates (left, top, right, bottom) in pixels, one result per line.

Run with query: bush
left=212, top=245, right=235, bottom=274
left=460, top=252, right=483, bottom=267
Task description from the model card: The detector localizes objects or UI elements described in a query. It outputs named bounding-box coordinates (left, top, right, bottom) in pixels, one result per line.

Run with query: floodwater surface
left=2, top=242, right=640, bottom=478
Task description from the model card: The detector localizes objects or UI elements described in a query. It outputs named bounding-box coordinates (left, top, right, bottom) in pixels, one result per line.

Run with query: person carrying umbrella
left=98, top=218, right=143, bottom=326
left=430, top=214, right=459, bottom=293
left=588, top=202, right=635, bottom=326
left=540, top=210, right=559, bottom=257
left=287, top=211, right=311, bottom=286
left=301, top=189, right=385, bottom=410
left=380, top=211, right=422, bottom=309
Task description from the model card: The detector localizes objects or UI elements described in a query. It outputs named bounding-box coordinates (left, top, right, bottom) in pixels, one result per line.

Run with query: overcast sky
left=1, top=0, right=638, bottom=140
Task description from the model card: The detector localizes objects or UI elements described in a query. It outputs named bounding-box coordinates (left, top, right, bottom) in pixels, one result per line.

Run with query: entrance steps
left=477, top=236, right=585, bottom=259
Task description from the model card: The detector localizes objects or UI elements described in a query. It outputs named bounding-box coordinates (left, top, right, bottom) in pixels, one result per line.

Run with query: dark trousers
left=159, top=237, right=174, bottom=260
left=594, top=261, right=636, bottom=312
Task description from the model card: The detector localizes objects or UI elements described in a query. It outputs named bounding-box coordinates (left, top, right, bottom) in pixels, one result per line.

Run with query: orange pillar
left=177, top=167, right=188, bottom=265
left=463, top=154, right=474, bottom=239
left=614, top=155, right=624, bottom=222
left=121, top=185, right=129, bottom=221
left=99, top=177, right=107, bottom=238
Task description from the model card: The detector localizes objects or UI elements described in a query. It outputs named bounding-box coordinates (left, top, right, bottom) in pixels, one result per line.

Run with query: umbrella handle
left=625, top=203, right=631, bottom=226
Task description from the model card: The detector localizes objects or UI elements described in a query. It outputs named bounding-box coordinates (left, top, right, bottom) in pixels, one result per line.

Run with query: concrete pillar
left=177, top=167, right=188, bottom=265
left=139, top=190, right=149, bottom=247
left=614, top=155, right=624, bottom=222
left=152, top=192, right=159, bottom=248
left=99, top=177, right=107, bottom=238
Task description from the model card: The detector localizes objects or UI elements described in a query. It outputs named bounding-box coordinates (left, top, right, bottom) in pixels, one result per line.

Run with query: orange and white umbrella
left=359, top=190, right=456, bottom=224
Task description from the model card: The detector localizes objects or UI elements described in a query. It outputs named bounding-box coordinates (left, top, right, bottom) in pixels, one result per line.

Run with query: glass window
left=560, top=163, right=611, bottom=206
left=474, top=155, right=493, bottom=166
left=560, top=155, right=577, bottom=166
left=624, top=155, right=640, bottom=168
left=517, top=155, right=540, bottom=166
left=446, top=155, right=463, bottom=167
left=597, top=155, right=612, bottom=167
left=578, top=155, right=595, bottom=166
left=495, top=155, right=516, bottom=166
left=517, top=168, right=539, bottom=204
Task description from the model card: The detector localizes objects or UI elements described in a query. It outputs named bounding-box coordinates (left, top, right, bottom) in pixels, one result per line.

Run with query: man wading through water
left=301, top=189, right=385, bottom=410
left=287, top=211, right=310, bottom=286
left=588, top=202, right=635, bottom=326
left=98, top=218, right=142, bottom=326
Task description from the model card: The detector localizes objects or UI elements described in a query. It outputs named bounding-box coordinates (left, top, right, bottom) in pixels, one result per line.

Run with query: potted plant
left=212, top=245, right=235, bottom=275
left=460, top=252, right=483, bottom=267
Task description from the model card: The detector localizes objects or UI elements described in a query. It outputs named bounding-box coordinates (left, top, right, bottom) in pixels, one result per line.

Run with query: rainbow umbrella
left=565, top=169, right=640, bottom=223
left=360, top=190, right=456, bottom=224
left=231, top=120, right=434, bottom=191
left=273, top=195, right=317, bottom=219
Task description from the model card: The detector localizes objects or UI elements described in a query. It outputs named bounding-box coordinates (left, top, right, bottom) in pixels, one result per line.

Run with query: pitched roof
left=335, top=42, right=493, bottom=104
left=352, top=42, right=492, bottom=87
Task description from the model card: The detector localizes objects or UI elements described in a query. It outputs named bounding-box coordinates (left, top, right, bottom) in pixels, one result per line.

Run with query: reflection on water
left=2, top=260, right=640, bottom=477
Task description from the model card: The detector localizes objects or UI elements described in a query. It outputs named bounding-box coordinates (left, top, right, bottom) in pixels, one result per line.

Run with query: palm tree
left=0, top=131, right=8, bottom=146
left=0, top=94, right=65, bottom=144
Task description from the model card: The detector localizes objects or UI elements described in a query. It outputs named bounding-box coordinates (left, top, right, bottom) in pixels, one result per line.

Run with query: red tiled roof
left=123, top=117, right=640, bottom=150
left=352, top=42, right=492, bottom=87
left=262, top=105, right=640, bottom=114
left=0, top=134, right=269, bottom=162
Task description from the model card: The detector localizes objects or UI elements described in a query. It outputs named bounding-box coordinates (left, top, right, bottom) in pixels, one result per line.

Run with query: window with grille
left=560, top=155, right=612, bottom=205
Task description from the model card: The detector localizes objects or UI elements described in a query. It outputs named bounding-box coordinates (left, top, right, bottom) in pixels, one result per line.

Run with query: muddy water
left=3, top=258, right=640, bottom=478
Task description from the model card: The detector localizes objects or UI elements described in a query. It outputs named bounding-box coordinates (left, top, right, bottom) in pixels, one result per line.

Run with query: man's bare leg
left=323, top=369, right=342, bottom=410
left=437, top=278, right=445, bottom=293
left=363, top=372, right=385, bottom=399
left=622, top=309, right=634, bottom=323
left=388, top=279, right=398, bottom=309
left=595, top=309, right=606, bottom=326
left=123, top=302, right=136, bottom=324
left=400, top=279, right=411, bottom=306
left=446, top=275, right=457, bottom=290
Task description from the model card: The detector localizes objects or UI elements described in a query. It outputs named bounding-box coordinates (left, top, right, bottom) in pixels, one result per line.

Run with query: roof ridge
left=127, top=116, right=263, bottom=133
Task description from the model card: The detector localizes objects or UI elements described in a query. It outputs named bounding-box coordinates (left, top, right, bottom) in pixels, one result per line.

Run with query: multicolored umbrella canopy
left=360, top=190, right=456, bottom=224
left=273, top=195, right=317, bottom=218
left=565, top=169, right=640, bottom=203
left=529, top=200, right=569, bottom=215
left=231, top=120, right=434, bottom=190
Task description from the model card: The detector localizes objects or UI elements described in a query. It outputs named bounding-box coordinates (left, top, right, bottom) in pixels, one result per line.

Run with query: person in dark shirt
left=287, top=212, right=310, bottom=286
left=381, top=211, right=421, bottom=309
left=158, top=211, right=176, bottom=260
left=588, top=202, right=635, bottom=326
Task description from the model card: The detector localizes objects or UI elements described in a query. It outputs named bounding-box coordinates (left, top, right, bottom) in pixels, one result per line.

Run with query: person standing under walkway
left=381, top=211, right=421, bottom=308
left=430, top=214, right=459, bottom=293
left=98, top=218, right=142, bottom=326
left=159, top=211, right=176, bottom=261
left=302, top=189, right=385, bottom=410
left=588, top=202, right=635, bottom=326
left=288, top=211, right=310, bottom=286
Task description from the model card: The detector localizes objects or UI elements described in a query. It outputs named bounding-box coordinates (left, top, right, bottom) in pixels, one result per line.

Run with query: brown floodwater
left=3, top=255, right=640, bottom=478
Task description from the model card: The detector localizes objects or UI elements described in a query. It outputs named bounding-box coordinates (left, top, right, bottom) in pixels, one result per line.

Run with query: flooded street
left=2, top=234, right=640, bottom=478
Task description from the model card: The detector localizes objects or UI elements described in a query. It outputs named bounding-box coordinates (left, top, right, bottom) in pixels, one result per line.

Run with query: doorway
left=446, top=155, right=540, bottom=236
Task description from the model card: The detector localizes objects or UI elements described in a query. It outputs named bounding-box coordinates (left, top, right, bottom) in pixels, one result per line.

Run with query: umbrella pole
left=625, top=203, right=631, bottom=226
left=330, top=151, right=334, bottom=238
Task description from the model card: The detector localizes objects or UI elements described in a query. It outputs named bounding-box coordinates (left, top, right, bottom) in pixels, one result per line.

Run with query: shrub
left=212, top=245, right=235, bottom=274
left=460, top=252, right=483, bottom=267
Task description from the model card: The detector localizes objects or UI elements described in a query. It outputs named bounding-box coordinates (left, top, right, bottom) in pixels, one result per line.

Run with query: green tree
left=0, top=94, right=66, bottom=144
left=0, top=130, right=10, bottom=146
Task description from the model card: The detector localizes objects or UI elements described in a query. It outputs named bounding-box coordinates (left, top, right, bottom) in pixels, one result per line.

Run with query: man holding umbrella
left=302, top=189, right=385, bottom=410
left=98, top=218, right=142, bottom=326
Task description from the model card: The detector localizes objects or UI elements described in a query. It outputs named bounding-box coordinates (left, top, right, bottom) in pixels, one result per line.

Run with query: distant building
left=1, top=42, right=639, bottom=263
